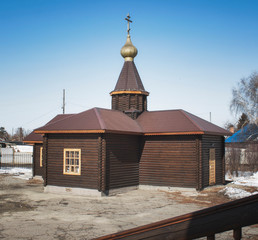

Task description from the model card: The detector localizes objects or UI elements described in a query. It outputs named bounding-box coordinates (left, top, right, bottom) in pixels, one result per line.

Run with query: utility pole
left=210, top=112, right=211, bottom=122
left=62, top=89, right=65, bottom=114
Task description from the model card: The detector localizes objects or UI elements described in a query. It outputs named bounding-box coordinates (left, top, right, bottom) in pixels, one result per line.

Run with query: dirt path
left=0, top=175, right=257, bottom=240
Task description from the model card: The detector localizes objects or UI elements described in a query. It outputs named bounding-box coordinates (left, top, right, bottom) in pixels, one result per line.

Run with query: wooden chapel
left=24, top=15, right=231, bottom=196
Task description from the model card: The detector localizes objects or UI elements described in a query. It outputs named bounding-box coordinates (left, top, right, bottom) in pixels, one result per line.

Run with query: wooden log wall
left=112, top=94, right=147, bottom=113
left=105, top=134, right=140, bottom=190
left=32, top=144, right=36, bottom=177
left=140, top=135, right=198, bottom=188
left=98, top=135, right=107, bottom=192
left=45, top=133, right=100, bottom=189
left=33, top=143, right=44, bottom=177
left=201, top=135, right=225, bottom=188
left=43, top=135, right=48, bottom=186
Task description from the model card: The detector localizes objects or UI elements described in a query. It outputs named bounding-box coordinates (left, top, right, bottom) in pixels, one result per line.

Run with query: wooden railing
left=95, top=194, right=258, bottom=240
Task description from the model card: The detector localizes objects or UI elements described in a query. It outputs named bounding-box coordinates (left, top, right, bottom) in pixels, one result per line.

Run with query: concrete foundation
left=44, top=185, right=139, bottom=197
left=44, top=185, right=102, bottom=197
left=139, top=185, right=197, bottom=193
left=44, top=185, right=197, bottom=197
left=104, top=186, right=138, bottom=196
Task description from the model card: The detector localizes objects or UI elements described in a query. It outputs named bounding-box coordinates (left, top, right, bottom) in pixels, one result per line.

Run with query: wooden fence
left=95, top=194, right=258, bottom=240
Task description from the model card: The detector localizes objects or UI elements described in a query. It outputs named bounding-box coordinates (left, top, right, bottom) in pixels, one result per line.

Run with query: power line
left=21, top=107, right=60, bottom=127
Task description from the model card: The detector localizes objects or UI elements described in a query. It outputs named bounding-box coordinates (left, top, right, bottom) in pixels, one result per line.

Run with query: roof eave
left=105, top=130, right=143, bottom=135
left=23, top=140, right=43, bottom=144
left=34, top=129, right=143, bottom=135
left=110, top=90, right=149, bottom=96
left=144, top=131, right=205, bottom=136
left=203, top=131, right=233, bottom=136
left=34, top=130, right=105, bottom=134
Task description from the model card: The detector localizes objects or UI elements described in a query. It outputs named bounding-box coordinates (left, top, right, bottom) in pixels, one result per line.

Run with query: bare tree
left=246, top=143, right=258, bottom=172
left=226, top=144, right=241, bottom=176
left=230, top=72, right=258, bottom=124
left=0, top=127, right=10, bottom=141
left=11, top=127, right=30, bottom=142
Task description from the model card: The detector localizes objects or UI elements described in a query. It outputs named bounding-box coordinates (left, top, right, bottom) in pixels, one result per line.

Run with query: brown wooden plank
left=95, top=194, right=258, bottom=240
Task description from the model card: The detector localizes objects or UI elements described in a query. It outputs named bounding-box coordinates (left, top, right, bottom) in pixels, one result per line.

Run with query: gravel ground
left=0, top=174, right=257, bottom=240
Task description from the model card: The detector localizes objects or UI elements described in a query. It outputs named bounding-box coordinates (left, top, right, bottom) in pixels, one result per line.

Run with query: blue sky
left=1, top=0, right=258, bottom=134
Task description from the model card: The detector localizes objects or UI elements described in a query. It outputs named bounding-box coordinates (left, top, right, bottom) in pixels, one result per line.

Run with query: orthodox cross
left=125, top=14, right=132, bottom=34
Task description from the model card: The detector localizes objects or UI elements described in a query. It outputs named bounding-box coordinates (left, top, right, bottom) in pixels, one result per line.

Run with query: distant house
left=226, top=124, right=258, bottom=144
left=0, top=141, right=8, bottom=148
left=27, top=18, right=231, bottom=196
left=0, top=140, right=17, bottom=148
left=225, top=124, right=258, bottom=170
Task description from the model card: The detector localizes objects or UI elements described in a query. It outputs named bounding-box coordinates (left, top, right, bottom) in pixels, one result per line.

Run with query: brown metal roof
left=23, top=131, right=43, bottom=143
left=35, top=108, right=143, bottom=134
left=34, top=108, right=230, bottom=136
left=182, top=111, right=231, bottom=135
left=46, top=114, right=74, bottom=125
left=23, top=114, right=75, bottom=143
left=136, top=110, right=231, bottom=136
left=112, top=61, right=147, bottom=92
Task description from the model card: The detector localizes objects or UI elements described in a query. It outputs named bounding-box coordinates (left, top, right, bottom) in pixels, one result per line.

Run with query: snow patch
left=226, top=171, right=258, bottom=188
left=221, top=171, right=258, bottom=199
left=225, top=171, right=254, bottom=180
left=220, top=187, right=258, bottom=199
left=13, top=145, right=33, bottom=153
left=233, top=172, right=258, bottom=187
left=0, top=168, right=32, bottom=180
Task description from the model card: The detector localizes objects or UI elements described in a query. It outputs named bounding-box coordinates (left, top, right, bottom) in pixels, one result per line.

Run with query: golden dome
left=120, top=34, right=138, bottom=61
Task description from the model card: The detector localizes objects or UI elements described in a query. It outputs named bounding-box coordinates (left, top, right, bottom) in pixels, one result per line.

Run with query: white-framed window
left=63, top=149, right=81, bottom=175
left=40, top=147, right=43, bottom=167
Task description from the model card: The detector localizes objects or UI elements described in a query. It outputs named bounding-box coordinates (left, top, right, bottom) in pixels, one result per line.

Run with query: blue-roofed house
left=225, top=124, right=258, bottom=173
left=226, top=124, right=258, bottom=143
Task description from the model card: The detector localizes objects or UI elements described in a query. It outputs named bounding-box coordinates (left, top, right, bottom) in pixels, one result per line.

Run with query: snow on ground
left=0, top=168, right=32, bottom=180
left=13, top=145, right=33, bottom=153
left=226, top=171, right=258, bottom=187
left=220, top=187, right=258, bottom=199
left=232, top=172, right=258, bottom=188
left=222, top=171, right=258, bottom=199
